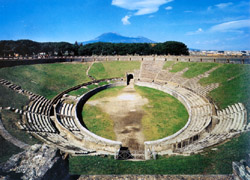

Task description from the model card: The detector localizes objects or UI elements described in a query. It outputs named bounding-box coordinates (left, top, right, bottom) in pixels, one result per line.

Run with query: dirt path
left=86, top=62, right=95, bottom=81
left=86, top=81, right=148, bottom=150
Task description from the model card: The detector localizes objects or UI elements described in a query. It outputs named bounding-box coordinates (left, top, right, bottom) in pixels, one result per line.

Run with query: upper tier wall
left=0, top=55, right=249, bottom=68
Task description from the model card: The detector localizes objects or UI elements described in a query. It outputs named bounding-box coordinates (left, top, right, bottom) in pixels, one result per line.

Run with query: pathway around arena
left=86, top=81, right=148, bottom=151
left=0, top=110, right=30, bottom=150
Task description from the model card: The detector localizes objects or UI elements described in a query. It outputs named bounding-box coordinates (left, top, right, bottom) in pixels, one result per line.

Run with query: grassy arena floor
left=81, top=86, right=188, bottom=141
left=135, top=86, right=188, bottom=140
left=82, top=86, right=124, bottom=140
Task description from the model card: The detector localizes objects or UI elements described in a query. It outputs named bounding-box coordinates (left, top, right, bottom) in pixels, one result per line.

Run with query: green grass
left=82, top=86, right=125, bottom=139
left=199, top=64, right=247, bottom=85
left=87, top=84, right=99, bottom=89
left=98, top=81, right=109, bottom=86
left=0, top=86, right=38, bottom=146
left=68, top=84, right=98, bottom=96
left=163, top=61, right=175, bottom=69
left=135, top=86, right=188, bottom=141
left=170, top=62, right=190, bottom=73
left=82, top=85, right=188, bottom=141
left=68, top=81, right=113, bottom=96
left=199, top=64, right=250, bottom=110
left=87, top=86, right=124, bottom=101
left=88, top=61, right=141, bottom=80
left=82, top=105, right=116, bottom=140
left=170, top=62, right=219, bottom=78
left=0, top=136, right=22, bottom=164
left=0, top=63, right=90, bottom=99
left=0, top=86, right=29, bottom=109
left=68, top=88, right=89, bottom=96
left=69, top=131, right=250, bottom=175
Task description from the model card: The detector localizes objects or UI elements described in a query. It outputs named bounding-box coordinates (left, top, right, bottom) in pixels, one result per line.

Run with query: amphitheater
left=0, top=56, right=250, bottom=179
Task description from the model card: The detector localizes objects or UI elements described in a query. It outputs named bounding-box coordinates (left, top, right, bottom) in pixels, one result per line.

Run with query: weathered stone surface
left=233, top=154, right=250, bottom=180
left=0, top=144, right=69, bottom=180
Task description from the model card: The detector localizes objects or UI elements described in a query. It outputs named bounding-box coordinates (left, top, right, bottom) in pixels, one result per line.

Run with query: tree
left=162, top=41, right=189, bottom=55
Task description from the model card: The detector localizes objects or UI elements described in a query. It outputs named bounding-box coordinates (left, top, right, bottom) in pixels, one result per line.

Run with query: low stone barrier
left=134, top=81, right=193, bottom=160
left=73, top=82, right=126, bottom=156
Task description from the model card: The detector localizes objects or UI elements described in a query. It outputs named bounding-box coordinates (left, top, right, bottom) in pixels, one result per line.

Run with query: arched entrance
left=127, top=74, right=134, bottom=85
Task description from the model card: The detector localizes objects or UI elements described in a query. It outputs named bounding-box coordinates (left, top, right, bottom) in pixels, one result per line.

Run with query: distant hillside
left=80, top=32, right=156, bottom=44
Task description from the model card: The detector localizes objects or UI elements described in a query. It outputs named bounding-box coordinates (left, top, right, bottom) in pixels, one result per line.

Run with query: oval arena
left=0, top=57, right=249, bottom=162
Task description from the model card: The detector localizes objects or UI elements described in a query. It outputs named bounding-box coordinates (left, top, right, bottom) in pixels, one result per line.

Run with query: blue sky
left=0, top=0, right=249, bottom=50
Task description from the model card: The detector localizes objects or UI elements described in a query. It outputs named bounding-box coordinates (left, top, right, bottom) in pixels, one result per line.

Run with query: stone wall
left=73, top=82, right=126, bottom=156
left=134, top=81, right=193, bottom=159
left=1, top=55, right=249, bottom=68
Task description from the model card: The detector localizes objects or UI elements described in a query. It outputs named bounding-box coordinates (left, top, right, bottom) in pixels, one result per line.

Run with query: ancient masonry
left=233, top=154, right=250, bottom=180
left=0, top=59, right=249, bottom=159
left=0, top=144, right=69, bottom=180
left=0, top=59, right=249, bottom=179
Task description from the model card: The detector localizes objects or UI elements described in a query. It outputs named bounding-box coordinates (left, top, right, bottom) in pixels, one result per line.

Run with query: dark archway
left=117, top=147, right=133, bottom=160
left=127, top=74, right=134, bottom=85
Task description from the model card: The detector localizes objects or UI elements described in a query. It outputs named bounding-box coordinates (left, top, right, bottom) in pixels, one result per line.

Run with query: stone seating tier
left=1, top=76, right=248, bottom=159
left=56, top=102, right=80, bottom=132
left=174, top=103, right=247, bottom=154
left=22, top=111, right=58, bottom=133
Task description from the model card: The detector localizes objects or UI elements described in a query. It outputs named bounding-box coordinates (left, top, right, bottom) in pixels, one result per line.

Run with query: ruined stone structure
left=1, top=59, right=249, bottom=160
left=233, top=154, right=250, bottom=180
left=0, top=144, right=69, bottom=180
left=0, top=58, right=249, bottom=179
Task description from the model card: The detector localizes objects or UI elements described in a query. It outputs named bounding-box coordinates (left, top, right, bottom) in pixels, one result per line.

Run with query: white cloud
left=186, top=28, right=204, bottom=35
left=197, top=28, right=203, bottom=32
left=121, top=15, right=131, bottom=25
left=112, top=0, right=174, bottom=15
left=215, top=2, right=233, bottom=9
left=165, top=6, right=172, bottom=10
left=210, top=19, right=250, bottom=32
left=113, top=0, right=174, bottom=25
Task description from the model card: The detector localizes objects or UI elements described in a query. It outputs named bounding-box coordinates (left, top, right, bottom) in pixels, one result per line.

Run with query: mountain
left=80, top=32, right=156, bottom=44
